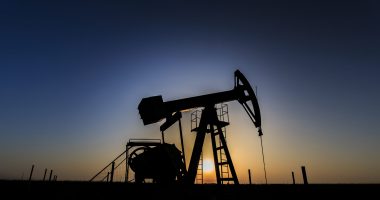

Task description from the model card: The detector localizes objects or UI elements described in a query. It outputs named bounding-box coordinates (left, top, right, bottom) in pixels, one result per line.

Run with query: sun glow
left=203, top=159, right=214, bottom=173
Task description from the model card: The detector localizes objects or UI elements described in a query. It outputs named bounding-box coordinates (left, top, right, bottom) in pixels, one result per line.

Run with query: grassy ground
left=1, top=180, right=378, bottom=200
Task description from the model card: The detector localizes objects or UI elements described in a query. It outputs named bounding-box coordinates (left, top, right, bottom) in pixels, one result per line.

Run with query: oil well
left=90, top=70, right=266, bottom=184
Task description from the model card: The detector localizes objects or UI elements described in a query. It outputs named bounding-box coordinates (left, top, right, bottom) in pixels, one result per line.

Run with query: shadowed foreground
left=1, top=181, right=378, bottom=200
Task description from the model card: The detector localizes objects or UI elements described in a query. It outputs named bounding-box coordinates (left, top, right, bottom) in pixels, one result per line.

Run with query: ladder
left=195, top=152, right=203, bottom=184
left=209, top=104, right=237, bottom=184
left=216, top=104, right=231, bottom=184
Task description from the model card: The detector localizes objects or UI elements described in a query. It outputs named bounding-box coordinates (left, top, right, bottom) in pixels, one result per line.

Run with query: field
left=1, top=181, right=378, bottom=200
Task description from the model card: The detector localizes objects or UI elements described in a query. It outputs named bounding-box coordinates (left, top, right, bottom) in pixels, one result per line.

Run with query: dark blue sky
left=0, top=0, right=379, bottom=182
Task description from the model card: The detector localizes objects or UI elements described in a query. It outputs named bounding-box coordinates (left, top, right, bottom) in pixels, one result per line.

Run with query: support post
left=301, top=166, right=308, bottom=184
left=125, top=145, right=129, bottom=183
left=185, top=108, right=208, bottom=184
left=43, top=168, right=47, bottom=181
left=248, top=169, right=252, bottom=184
left=178, top=117, right=186, bottom=169
left=292, top=171, right=295, bottom=184
left=49, top=170, right=53, bottom=181
left=28, top=164, right=34, bottom=182
left=110, top=161, right=115, bottom=183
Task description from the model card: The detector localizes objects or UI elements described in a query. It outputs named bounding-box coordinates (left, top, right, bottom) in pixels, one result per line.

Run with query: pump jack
left=137, top=70, right=263, bottom=184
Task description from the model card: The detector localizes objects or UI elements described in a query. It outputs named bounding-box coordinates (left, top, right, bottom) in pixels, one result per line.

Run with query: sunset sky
left=0, top=0, right=379, bottom=183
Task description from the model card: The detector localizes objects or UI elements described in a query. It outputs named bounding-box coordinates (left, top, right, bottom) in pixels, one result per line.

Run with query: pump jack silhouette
left=136, top=70, right=263, bottom=184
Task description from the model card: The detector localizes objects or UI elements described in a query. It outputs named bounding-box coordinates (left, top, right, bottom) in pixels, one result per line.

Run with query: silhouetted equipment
left=125, top=139, right=161, bottom=183
left=128, top=143, right=186, bottom=183
left=90, top=138, right=184, bottom=183
left=159, top=111, right=187, bottom=169
left=139, top=70, right=262, bottom=130
left=138, top=70, right=263, bottom=184
left=49, top=170, right=53, bottom=181
left=301, top=166, right=308, bottom=184
left=122, top=139, right=187, bottom=183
